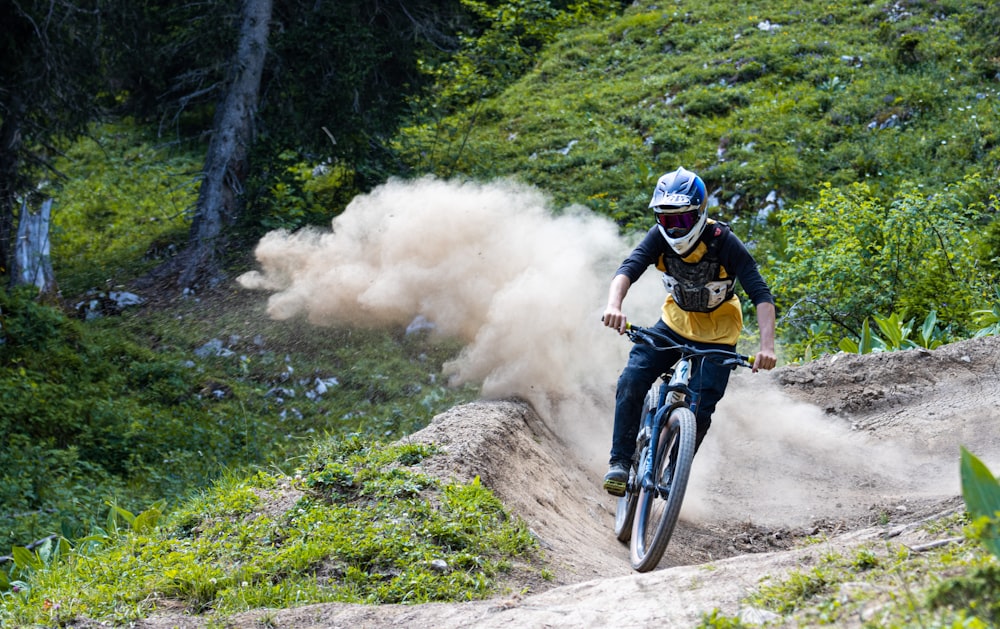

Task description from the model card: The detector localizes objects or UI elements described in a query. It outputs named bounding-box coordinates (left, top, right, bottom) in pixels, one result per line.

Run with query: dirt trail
left=204, top=177, right=1000, bottom=627
left=141, top=335, right=1000, bottom=629
left=187, top=335, right=998, bottom=628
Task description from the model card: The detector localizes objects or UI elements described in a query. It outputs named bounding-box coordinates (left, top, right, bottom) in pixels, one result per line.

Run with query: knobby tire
left=629, top=407, right=697, bottom=572
left=614, top=462, right=639, bottom=543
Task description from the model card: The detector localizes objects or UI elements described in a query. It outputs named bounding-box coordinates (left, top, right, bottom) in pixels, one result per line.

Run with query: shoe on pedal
left=603, top=462, right=628, bottom=497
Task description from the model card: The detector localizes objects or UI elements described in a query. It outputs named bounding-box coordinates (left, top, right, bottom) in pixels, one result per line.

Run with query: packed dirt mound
left=204, top=335, right=1000, bottom=628
left=775, top=334, right=1000, bottom=437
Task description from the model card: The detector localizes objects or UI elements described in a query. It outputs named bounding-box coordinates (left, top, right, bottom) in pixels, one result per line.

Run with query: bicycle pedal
left=603, top=478, right=627, bottom=497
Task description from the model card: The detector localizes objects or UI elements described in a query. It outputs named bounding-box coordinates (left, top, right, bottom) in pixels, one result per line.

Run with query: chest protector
left=660, top=223, right=734, bottom=312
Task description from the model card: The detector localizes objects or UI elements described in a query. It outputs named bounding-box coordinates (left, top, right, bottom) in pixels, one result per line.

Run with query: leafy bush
left=837, top=310, right=947, bottom=354
left=773, top=178, right=994, bottom=358
left=960, top=447, right=1000, bottom=560
left=972, top=298, right=1000, bottom=338
left=0, top=440, right=537, bottom=626
left=243, top=146, right=360, bottom=234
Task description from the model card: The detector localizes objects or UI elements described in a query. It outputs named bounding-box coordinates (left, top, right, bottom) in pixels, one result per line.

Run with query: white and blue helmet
left=649, top=167, right=708, bottom=255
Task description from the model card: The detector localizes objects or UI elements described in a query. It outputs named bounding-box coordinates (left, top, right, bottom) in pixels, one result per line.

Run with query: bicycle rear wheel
left=629, top=407, right=697, bottom=572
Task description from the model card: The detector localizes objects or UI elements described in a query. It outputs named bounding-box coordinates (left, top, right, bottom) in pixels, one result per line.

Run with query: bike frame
left=639, top=355, right=696, bottom=495
left=626, top=324, right=751, bottom=497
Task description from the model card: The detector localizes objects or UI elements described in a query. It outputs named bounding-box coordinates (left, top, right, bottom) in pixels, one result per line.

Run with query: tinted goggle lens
left=655, top=208, right=699, bottom=235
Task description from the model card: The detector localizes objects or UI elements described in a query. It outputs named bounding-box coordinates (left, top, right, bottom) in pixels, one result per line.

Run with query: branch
left=779, top=296, right=860, bottom=339
left=905, top=536, right=965, bottom=553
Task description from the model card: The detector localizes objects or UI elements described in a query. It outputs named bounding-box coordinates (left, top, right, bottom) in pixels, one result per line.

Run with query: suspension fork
left=641, top=356, right=695, bottom=492
left=640, top=405, right=670, bottom=491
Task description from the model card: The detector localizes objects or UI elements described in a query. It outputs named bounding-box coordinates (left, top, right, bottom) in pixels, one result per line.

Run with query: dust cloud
left=238, top=176, right=643, bottom=465
left=684, top=376, right=955, bottom=526
left=239, top=176, right=947, bottom=521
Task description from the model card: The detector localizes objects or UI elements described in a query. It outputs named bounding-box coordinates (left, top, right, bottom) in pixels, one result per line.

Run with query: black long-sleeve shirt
left=616, top=220, right=774, bottom=344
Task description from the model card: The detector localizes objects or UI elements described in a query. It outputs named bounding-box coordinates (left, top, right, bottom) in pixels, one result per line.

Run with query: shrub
left=773, top=177, right=994, bottom=358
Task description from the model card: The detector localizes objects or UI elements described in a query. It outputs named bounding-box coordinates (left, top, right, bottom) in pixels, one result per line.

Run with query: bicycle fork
left=638, top=357, right=694, bottom=497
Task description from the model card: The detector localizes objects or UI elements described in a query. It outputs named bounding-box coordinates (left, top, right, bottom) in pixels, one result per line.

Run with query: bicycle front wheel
left=629, top=407, right=697, bottom=572
left=614, top=388, right=657, bottom=543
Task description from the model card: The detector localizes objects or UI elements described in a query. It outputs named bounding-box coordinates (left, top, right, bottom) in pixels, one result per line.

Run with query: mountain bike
left=612, top=323, right=753, bottom=572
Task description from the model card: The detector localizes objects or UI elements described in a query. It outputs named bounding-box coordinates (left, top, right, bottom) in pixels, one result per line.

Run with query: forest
left=2, top=0, right=1000, bottom=625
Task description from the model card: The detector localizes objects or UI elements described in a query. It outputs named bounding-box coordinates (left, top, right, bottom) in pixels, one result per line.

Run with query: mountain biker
left=601, top=167, right=777, bottom=497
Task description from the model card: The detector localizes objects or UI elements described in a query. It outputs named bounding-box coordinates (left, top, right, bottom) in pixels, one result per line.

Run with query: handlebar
left=623, top=323, right=755, bottom=369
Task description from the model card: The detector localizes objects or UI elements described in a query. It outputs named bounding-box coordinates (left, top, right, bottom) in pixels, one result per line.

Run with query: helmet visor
left=655, top=208, right=700, bottom=237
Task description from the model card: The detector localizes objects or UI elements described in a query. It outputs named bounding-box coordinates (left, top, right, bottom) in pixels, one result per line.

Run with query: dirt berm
left=160, top=335, right=1000, bottom=628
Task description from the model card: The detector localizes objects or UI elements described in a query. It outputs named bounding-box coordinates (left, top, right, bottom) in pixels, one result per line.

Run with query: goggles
left=654, top=207, right=700, bottom=237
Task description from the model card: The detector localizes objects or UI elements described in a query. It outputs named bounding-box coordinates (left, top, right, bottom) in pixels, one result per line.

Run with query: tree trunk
left=11, top=198, right=57, bottom=294
left=175, top=0, right=273, bottom=290
left=0, top=100, right=23, bottom=279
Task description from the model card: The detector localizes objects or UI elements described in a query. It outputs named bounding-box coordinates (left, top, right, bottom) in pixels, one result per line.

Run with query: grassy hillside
left=3, top=0, right=1000, bottom=625
left=402, top=0, right=999, bottom=221
left=398, top=0, right=1000, bottom=353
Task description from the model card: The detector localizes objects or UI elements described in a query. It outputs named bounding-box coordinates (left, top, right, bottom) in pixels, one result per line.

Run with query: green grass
left=402, top=0, right=1000, bottom=215
left=697, top=514, right=1000, bottom=628
left=0, top=281, right=477, bottom=545
left=0, top=439, right=538, bottom=626
left=48, top=121, right=202, bottom=296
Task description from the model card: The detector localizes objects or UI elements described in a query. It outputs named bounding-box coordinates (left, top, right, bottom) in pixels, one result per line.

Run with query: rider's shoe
left=603, top=462, right=628, bottom=497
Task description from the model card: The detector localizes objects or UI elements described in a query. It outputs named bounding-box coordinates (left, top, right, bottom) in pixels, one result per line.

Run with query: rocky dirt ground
left=137, top=334, right=1000, bottom=629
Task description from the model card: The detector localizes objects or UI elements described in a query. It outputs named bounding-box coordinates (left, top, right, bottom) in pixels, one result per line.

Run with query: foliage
left=0, top=278, right=476, bottom=548
left=0, top=440, right=537, bottom=626
left=694, top=449, right=1000, bottom=627
left=239, top=0, right=623, bottom=237
left=979, top=211, right=1000, bottom=279
left=420, top=0, right=621, bottom=114
left=254, top=1, right=468, bottom=189
left=838, top=318, right=877, bottom=355
left=0, top=0, right=111, bottom=270
left=697, top=609, right=751, bottom=628
left=698, top=510, right=998, bottom=627
left=960, top=448, right=1000, bottom=560
left=918, top=448, right=1000, bottom=625
left=971, top=288, right=1000, bottom=338
left=0, top=284, right=129, bottom=542
left=48, top=0, right=485, bottom=245
left=2, top=120, right=480, bottom=549
left=242, top=149, right=359, bottom=234
left=48, top=122, right=201, bottom=296
left=397, top=0, right=1000, bottom=221
left=398, top=0, right=623, bottom=176
left=774, top=178, right=993, bottom=358
left=838, top=310, right=948, bottom=355
left=396, top=0, right=1000, bottom=362
left=926, top=564, right=1000, bottom=626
